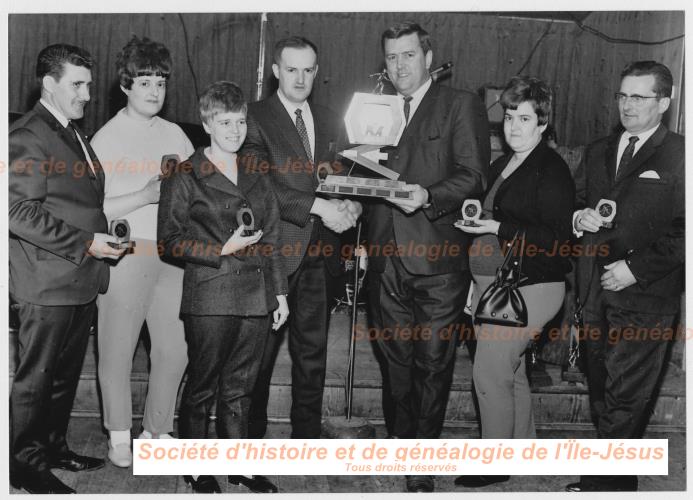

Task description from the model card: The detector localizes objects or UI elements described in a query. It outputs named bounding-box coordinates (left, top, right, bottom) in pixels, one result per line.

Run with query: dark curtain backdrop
left=8, top=11, right=683, bottom=146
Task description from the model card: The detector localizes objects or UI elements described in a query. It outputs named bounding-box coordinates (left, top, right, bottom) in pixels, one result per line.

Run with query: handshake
left=313, top=198, right=363, bottom=234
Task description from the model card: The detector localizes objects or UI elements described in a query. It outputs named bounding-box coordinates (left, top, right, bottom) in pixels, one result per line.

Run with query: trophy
left=315, top=71, right=412, bottom=200
left=160, top=154, right=180, bottom=177
left=236, top=205, right=255, bottom=236
left=108, top=219, right=134, bottom=250
left=596, top=199, right=617, bottom=228
left=460, top=200, right=482, bottom=227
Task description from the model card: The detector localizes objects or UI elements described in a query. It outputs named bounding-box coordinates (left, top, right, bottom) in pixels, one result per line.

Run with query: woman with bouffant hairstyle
left=91, top=35, right=194, bottom=468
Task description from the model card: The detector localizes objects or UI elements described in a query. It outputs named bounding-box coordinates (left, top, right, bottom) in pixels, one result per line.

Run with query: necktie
left=294, top=109, right=313, bottom=163
left=68, top=121, right=96, bottom=176
left=403, top=96, right=413, bottom=125
left=616, top=135, right=639, bottom=179
left=67, top=121, right=82, bottom=148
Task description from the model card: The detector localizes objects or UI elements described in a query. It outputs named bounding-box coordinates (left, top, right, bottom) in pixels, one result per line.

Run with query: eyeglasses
left=614, top=92, right=660, bottom=106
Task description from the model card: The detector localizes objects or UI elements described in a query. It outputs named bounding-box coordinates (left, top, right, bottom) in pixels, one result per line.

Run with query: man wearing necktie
left=364, top=22, right=490, bottom=493
left=569, top=61, right=684, bottom=492
left=243, top=36, right=362, bottom=442
left=9, top=44, right=125, bottom=494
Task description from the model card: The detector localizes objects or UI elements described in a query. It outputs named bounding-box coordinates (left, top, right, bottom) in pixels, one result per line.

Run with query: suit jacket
left=574, top=124, right=685, bottom=314
left=365, top=83, right=491, bottom=275
left=8, top=102, right=109, bottom=306
left=158, top=148, right=288, bottom=317
left=488, top=141, right=575, bottom=285
left=241, top=93, right=343, bottom=276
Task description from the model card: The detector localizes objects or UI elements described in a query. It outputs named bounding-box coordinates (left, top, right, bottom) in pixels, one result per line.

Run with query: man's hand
left=272, top=295, right=289, bottom=331
left=574, top=208, right=603, bottom=233
left=343, top=199, right=363, bottom=219
left=140, top=175, right=162, bottom=204
left=88, top=233, right=127, bottom=260
left=221, top=227, right=263, bottom=255
left=600, top=260, right=637, bottom=292
left=313, top=198, right=357, bottom=233
left=388, top=184, right=429, bottom=214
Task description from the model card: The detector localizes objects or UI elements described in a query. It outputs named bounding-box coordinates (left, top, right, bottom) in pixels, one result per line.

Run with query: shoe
left=455, top=475, right=510, bottom=487
left=565, top=480, right=637, bottom=492
left=566, top=481, right=588, bottom=492
left=138, top=430, right=174, bottom=439
left=49, top=451, right=105, bottom=472
left=108, top=441, right=133, bottom=468
left=184, top=475, right=222, bottom=493
left=10, top=468, right=76, bottom=494
left=406, top=475, right=434, bottom=492
left=229, top=475, right=278, bottom=493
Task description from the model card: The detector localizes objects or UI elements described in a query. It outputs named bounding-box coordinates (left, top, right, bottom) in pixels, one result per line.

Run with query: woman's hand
left=140, top=175, right=162, bottom=204
left=454, top=218, right=500, bottom=235
left=220, top=227, right=263, bottom=255
left=272, top=295, right=289, bottom=331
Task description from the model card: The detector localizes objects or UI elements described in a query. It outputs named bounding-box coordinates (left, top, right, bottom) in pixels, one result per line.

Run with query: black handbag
left=474, top=231, right=528, bottom=327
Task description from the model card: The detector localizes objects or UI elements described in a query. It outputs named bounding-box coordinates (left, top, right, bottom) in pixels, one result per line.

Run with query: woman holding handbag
left=454, top=76, right=575, bottom=488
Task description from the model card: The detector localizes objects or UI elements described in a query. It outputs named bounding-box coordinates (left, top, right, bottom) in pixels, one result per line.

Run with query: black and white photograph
left=2, top=2, right=688, bottom=496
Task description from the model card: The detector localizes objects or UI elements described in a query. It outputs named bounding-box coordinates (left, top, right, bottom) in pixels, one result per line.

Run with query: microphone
left=430, top=61, right=453, bottom=81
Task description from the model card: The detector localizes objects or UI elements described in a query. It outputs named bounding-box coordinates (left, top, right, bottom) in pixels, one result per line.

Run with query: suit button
left=494, top=206, right=499, bottom=210
left=225, top=204, right=230, bottom=209
left=257, top=268, right=261, bottom=273
left=309, top=215, right=316, bottom=222
left=236, top=270, right=240, bottom=275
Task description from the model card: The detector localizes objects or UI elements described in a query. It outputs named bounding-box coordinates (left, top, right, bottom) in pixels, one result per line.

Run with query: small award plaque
left=160, top=154, right=180, bottom=177
left=236, top=206, right=255, bottom=236
left=108, top=219, right=134, bottom=250
left=461, top=200, right=482, bottom=226
left=596, top=199, right=617, bottom=228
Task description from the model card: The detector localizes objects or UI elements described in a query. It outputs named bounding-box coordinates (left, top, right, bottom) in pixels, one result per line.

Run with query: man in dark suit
left=366, top=22, right=490, bottom=493
left=568, top=61, right=684, bottom=492
left=9, top=44, right=125, bottom=494
left=243, top=36, right=361, bottom=441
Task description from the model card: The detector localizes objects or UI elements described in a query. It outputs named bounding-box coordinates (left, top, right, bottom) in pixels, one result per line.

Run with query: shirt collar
left=622, top=123, right=660, bottom=144
left=40, top=98, right=69, bottom=128
left=277, top=89, right=309, bottom=117
left=398, top=77, right=432, bottom=103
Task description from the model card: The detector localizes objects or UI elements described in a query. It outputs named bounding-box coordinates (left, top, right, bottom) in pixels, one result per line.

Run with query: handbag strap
left=499, top=230, right=526, bottom=287
left=513, top=230, right=526, bottom=287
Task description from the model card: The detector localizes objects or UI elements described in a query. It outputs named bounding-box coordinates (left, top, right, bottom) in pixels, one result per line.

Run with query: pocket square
left=639, top=170, right=660, bottom=179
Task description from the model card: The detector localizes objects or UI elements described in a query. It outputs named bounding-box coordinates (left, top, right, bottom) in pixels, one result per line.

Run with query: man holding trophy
left=363, top=22, right=490, bottom=493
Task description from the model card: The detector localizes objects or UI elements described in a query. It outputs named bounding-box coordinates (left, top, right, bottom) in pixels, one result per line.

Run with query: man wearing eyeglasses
left=568, top=61, right=684, bottom=492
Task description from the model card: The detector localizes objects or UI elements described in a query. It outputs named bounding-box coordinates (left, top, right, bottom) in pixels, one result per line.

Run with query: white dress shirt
left=40, top=98, right=95, bottom=174
left=398, top=77, right=432, bottom=123
left=277, top=89, right=315, bottom=159
left=614, top=123, right=660, bottom=176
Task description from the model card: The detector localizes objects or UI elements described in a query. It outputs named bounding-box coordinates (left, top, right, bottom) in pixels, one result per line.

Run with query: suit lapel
left=394, top=84, right=439, bottom=178
left=614, top=124, right=667, bottom=184
left=267, top=94, right=308, bottom=161
left=603, top=133, right=619, bottom=186
left=34, top=103, right=104, bottom=199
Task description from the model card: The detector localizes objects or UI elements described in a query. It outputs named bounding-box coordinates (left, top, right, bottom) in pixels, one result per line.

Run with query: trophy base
left=108, top=241, right=136, bottom=250
left=461, top=220, right=481, bottom=227
left=317, top=175, right=413, bottom=200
